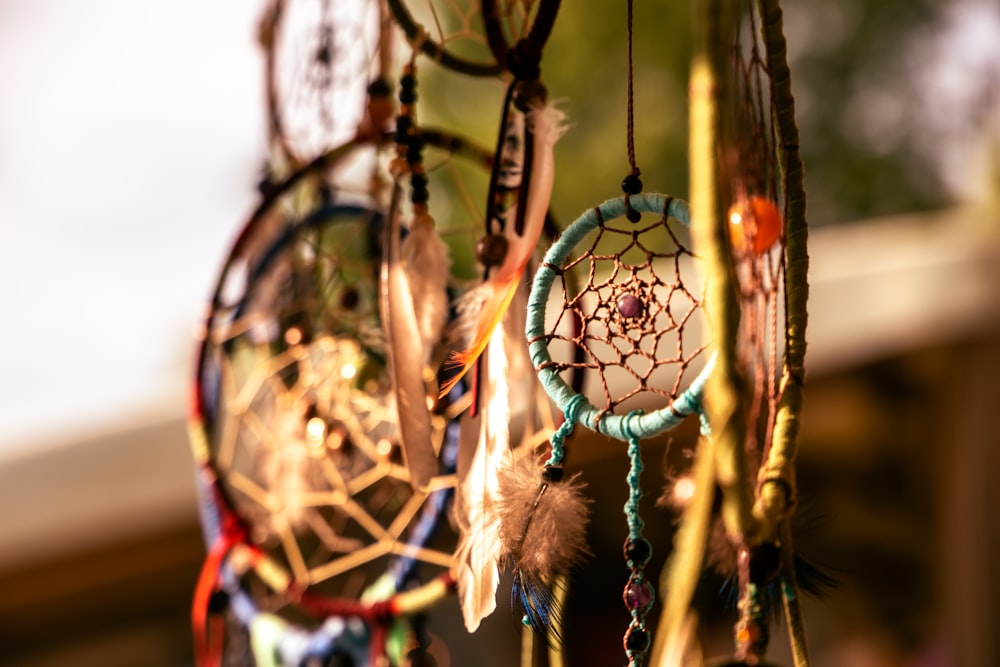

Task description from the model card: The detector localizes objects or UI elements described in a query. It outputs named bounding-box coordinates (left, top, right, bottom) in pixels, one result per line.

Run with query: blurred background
left=1, top=0, right=998, bottom=665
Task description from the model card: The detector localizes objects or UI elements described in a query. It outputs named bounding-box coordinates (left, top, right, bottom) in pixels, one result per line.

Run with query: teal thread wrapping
left=623, top=411, right=645, bottom=542
left=545, top=393, right=585, bottom=467
left=525, top=194, right=711, bottom=441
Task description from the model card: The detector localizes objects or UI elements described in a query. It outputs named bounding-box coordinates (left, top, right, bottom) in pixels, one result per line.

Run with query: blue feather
left=511, top=568, right=561, bottom=645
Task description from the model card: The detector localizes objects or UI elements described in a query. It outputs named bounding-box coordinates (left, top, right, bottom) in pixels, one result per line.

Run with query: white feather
left=452, top=315, right=513, bottom=632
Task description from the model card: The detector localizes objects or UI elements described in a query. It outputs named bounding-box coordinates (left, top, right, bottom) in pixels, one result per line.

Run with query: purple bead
left=617, top=293, right=642, bottom=319
left=623, top=578, right=654, bottom=612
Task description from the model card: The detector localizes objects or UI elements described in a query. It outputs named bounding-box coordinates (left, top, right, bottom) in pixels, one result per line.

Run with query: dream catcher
left=192, top=0, right=569, bottom=664
left=191, top=0, right=818, bottom=665
left=649, top=1, right=820, bottom=666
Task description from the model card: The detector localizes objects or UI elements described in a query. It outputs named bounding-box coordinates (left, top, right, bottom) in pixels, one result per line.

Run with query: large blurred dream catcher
left=188, top=0, right=821, bottom=665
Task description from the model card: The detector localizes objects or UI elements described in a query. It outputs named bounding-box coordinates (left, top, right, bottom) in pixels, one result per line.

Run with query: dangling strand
left=497, top=394, right=590, bottom=643
left=622, top=411, right=654, bottom=665
left=383, top=56, right=448, bottom=491
left=621, top=0, right=643, bottom=223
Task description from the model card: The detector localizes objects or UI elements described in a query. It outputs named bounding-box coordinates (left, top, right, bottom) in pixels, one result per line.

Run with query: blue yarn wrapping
left=526, top=194, right=712, bottom=441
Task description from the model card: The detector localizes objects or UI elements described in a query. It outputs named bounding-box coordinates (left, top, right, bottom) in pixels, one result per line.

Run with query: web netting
left=723, top=1, right=787, bottom=458
left=265, top=0, right=384, bottom=165
left=531, top=196, right=709, bottom=421
left=198, top=204, right=461, bottom=601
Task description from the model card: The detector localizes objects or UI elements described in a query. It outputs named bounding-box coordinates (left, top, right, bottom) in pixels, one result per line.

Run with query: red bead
left=728, top=195, right=782, bottom=255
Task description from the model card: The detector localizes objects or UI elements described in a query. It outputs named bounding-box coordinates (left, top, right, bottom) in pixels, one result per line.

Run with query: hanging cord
left=621, top=410, right=654, bottom=665
left=621, top=0, right=643, bottom=222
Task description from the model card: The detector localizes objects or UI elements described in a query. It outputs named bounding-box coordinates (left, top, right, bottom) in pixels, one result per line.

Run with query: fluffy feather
left=380, top=188, right=439, bottom=491
left=496, top=450, right=590, bottom=640
left=402, top=212, right=451, bottom=366
left=439, top=102, right=567, bottom=397
left=496, top=452, right=590, bottom=577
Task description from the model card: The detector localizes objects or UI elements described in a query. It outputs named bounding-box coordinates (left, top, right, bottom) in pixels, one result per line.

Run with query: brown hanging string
left=621, top=0, right=643, bottom=222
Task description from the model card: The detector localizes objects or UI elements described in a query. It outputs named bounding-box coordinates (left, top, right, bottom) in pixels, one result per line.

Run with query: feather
left=401, top=212, right=451, bottom=367
left=380, top=187, right=439, bottom=491
left=439, top=102, right=567, bottom=397
left=496, top=449, right=590, bottom=638
left=451, top=327, right=513, bottom=631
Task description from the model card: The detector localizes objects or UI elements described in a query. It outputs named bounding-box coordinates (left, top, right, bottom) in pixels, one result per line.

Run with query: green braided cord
left=622, top=410, right=646, bottom=542
left=526, top=193, right=712, bottom=441
left=754, top=0, right=809, bottom=534
left=545, top=394, right=585, bottom=467
left=754, top=1, right=811, bottom=663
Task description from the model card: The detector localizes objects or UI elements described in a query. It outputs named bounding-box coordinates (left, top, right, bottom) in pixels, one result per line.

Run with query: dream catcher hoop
left=190, top=155, right=461, bottom=665
left=386, top=0, right=561, bottom=78
left=526, top=194, right=712, bottom=439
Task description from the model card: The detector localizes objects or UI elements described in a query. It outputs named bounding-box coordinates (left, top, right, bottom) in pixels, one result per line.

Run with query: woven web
left=538, top=207, right=708, bottom=417
left=202, top=208, right=457, bottom=597
left=725, top=1, right=786, bottom=457
left=270, top=0, right=383, bottom=162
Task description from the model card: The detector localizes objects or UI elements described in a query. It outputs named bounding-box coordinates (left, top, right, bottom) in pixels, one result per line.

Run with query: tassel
left=440, top=102, right=567, bottom=396
left=496, top=447, right=590, bottom=640
left=380, top=186, right=439, bottom=491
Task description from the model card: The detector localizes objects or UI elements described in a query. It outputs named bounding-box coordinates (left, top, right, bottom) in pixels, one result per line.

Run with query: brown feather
left=496, top=451, right=591, bottom=578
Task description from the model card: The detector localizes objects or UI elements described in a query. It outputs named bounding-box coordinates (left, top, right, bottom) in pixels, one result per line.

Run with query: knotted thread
left=546, top=393, right=585, bottom=467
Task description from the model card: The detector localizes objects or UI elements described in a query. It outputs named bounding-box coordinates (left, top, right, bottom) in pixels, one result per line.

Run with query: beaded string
left=621, top=0, right=643, bottom=223
left=392, top=58, right=430, bottom=209
left=621, top=410, right=654, bottom=665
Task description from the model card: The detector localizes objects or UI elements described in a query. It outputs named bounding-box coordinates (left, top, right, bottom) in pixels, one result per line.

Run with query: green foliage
left=418, top=0, right=991, bottom=229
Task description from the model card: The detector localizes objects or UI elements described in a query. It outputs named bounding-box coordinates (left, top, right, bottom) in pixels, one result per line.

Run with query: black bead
left=406, top=141, right=424, bottom=164
left=400, top=74, right=416, bottom=91
left=327, top=650, right=356, bottom=667
left=621, top=174, right=643, bottom=195
left=624, top=537, right=652, bottom=566
left=410, top=172, right=429, bottom=190
left=395, top=117, right=413, bottom=145
left=748, top=541, right=783, bottom=585
left=339, top=286, right=360, bottom=310
left=625, top=207, right=642, bottom=223
left=542, top=465, right=564, bottom=483
left=410, top=187, right=430, bottom=204
left=367, top=78, right=391, bottom=98
left=207, top=589, right=229, bottom=614
left=399, top=87, right=416, bottom=104
left=624, top=626, right=650, bottom=653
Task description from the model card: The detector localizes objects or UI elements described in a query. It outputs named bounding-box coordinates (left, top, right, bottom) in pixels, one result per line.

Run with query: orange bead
left=727, top=195, right=782, bottom=255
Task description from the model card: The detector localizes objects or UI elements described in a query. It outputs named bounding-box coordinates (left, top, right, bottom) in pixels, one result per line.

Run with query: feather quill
left=451, top=314, right=515, bottom=632
left=380, top=187, right=439, bottom=491
left=439, top=102, right=567, bottom=396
